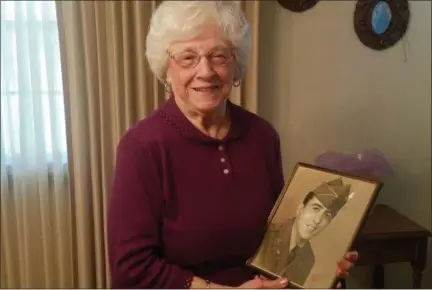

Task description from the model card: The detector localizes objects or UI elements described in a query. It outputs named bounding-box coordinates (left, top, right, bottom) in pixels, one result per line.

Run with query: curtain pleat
left=56, top=1, right=165, bottom=287
left=231, top=0, right=260, bottom=113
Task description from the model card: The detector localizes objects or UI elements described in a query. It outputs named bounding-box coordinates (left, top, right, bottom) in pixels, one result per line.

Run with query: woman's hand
left=238, top=275, right=288, bottom=289
left=334, top=250, right=359, bottom=287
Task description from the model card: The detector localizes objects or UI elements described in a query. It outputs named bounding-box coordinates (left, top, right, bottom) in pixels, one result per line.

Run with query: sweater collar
left=159, top=96, right=247, bottom=144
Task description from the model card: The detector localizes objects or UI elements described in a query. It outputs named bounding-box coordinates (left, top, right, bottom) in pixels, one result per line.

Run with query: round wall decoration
left=277, top=0, right=320, bottom=13
left=354, top=0, right=410, bottom=50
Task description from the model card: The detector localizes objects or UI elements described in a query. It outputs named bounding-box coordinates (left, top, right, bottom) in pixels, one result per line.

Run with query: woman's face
left=166, top=24, right=237, bottom=114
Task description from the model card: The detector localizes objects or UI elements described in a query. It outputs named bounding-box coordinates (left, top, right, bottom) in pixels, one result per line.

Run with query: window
left=1, top=1, right=68, bottom=169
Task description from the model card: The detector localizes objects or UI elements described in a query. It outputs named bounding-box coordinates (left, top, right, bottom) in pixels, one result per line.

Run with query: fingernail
left=280, top=278, right=288, bottom=284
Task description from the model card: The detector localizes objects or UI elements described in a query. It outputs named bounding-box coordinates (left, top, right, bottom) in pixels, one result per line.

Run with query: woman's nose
left=195, top=57, right=216, bottom=78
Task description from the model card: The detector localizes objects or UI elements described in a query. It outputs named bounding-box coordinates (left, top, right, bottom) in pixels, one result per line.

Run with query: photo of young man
left=256, top=178, right=352, bottom=285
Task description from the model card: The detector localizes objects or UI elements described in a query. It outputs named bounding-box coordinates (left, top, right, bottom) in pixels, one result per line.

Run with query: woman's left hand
left=335, top=250, right=359, bottom=287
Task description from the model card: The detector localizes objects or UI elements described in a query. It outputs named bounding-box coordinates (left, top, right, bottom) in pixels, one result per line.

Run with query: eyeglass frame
left=167, top=47, right=236, bottom=69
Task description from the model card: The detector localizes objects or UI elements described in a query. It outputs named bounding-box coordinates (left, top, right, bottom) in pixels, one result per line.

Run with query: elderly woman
left=107, top=1, right=357, bottom=289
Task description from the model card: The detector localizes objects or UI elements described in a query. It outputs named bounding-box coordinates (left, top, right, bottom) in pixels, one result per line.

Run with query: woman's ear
left=165, top=74, right=171, bottom=84
left=163, top=76, right=173, bottom=93
left=233, top=66, right=242, bottom=83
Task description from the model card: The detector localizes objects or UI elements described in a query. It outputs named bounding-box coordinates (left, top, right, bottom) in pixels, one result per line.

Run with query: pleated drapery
left=1, top=1, right=73, bottom=288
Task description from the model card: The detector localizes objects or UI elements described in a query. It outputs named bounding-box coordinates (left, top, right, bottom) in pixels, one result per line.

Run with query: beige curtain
left=1, top=1, right=73, bottom=288
left=1, top=0, right=260, bottom=288
left=232, top=0, right=260, bottom=113
left=56, top=1, right=165, bottom=287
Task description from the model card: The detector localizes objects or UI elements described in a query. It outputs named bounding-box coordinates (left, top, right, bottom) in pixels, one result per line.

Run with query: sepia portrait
left=247, top=162, right=382, bottom=289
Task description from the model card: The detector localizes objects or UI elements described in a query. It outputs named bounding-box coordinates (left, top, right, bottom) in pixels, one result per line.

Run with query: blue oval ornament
left=372, top=2, right=392, bottom=34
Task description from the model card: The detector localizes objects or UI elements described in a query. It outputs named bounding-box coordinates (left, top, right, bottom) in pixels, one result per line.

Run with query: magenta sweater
left=107, top=97, right=284, bottom=288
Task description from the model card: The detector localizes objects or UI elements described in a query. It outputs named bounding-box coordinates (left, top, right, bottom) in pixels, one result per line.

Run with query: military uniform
left=253, top=178, right=352, bottom=287
left=256, top=218, right=315, bottom=286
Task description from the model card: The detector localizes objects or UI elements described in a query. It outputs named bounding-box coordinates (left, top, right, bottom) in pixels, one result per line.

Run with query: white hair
left=145, top=1, right=251, bottom=83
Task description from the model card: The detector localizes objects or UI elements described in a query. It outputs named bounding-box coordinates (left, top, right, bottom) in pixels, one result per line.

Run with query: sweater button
left=223, top=169, right=230, bottom=174
left=218, top=145, right=224, bottom=151
left=220, top=157, right=226, bottom=163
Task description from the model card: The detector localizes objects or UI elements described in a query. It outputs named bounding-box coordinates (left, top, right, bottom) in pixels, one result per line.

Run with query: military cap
left=310, top=178, right=352, bottom=213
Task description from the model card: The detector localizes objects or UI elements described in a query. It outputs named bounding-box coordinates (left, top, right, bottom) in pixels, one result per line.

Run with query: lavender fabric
left=314, top=149, right=394, bottom=179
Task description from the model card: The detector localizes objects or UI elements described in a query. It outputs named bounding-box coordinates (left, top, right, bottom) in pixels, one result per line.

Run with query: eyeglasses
left=168, top=48, right=234, bottom=69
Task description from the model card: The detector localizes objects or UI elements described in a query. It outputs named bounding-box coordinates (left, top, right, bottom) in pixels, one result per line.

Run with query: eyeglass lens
left=171, top=49, right=233, bottom=68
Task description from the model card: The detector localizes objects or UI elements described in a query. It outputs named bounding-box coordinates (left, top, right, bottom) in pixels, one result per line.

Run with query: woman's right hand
left=237, top=275, right=288, bottom=289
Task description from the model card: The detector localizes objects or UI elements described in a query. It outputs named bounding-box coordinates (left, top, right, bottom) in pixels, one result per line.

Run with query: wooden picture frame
left=247, top=162, right=382, bottom=289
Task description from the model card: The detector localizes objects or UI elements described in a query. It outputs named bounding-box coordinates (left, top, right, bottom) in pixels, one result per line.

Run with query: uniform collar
left=159, top=96, right=247, bottom=144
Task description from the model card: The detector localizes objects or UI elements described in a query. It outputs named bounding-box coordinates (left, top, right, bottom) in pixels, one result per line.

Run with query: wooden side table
left=353, top=204, right=432, bottom=288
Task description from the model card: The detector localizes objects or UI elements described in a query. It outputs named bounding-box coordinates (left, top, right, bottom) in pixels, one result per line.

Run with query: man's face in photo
left=295, top=196, right=335, bottom=241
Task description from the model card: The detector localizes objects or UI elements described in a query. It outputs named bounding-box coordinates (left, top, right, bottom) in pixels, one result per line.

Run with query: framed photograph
left=246, top=162, right=382, bottom=289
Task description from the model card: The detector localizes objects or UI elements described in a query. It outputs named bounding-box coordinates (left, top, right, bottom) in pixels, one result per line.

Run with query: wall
left=257, top=1, right=431, bottom=288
